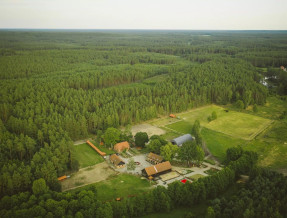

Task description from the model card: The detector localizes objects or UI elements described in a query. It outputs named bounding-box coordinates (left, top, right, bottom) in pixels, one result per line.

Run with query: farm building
left=146, top=152, right=163, bottom=165
left=142, top=161, right=172, bottom=178
left=114, top=141, right=130, bottom=153
left=169, top=114, right=176, bottom=118
left=171, top=134, right=194, bottom=147
left=110, top=154, right=125, bottom=168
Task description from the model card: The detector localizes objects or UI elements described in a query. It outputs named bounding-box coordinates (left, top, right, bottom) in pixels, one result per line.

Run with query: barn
left=146, top=152, right=163, bottom=165
left=171, top=134, right=194, bottom=147
left=110, top=154, right=125, bottom=168
left=142, top=161, right=172, bottom=178
left=114, top=141, right=130, bottom=153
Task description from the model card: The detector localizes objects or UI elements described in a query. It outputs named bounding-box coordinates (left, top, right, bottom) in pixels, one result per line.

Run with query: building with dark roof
left=146, top=152, right=163, bottom=164
left=110, top=154, right=125, bottom=168
left=171, top=134, right=194, bottom=147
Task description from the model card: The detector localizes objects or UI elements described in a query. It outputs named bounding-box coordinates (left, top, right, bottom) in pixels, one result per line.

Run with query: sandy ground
left=113, top=154, right=153, bottom=175
left=160, top=171, right=180, bottom=181
left=131, top=123, right=166, bottom=137
left=61, top=162, right=116, bottom=191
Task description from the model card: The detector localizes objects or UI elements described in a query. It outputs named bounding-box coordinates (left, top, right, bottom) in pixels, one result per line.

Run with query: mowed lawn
left=91, top=174, right=151, bottom=201
left=167, top=105, right=271, bottom=140
left=73, top=143, right=104, bottom=168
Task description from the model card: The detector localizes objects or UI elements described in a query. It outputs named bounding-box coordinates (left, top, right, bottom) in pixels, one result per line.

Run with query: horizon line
left=0, top=28, right=287, bottom=31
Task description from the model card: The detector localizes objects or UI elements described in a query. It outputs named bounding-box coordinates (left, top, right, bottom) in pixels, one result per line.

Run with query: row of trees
left=210, top=168, right=287, bottom=217
left=0, top=148, right=261, bottom=217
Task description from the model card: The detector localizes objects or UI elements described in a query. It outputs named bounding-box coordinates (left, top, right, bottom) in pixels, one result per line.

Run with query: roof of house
left=147, top=152, right=163, bottom=162
left=171, top=134, right=194, bottom=146
left=114, top=141, right=130, bottom=152
left=144, top=161, right=172, bottom=176
left=110, top=154, right=125, bottom=165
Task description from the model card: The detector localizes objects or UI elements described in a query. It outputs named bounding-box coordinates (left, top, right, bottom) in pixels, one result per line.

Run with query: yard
left=69, top=174, right=152, bottom=201
left=188, top=174, right=206, bottom=181
left=73, top=143, right=104, bottom=168
left=61, top=162, right=116, bottom=191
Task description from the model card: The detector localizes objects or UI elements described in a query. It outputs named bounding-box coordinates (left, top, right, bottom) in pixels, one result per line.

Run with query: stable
left=110, top=154, right=125, bottom=168
left=146, top=152, right=163, bottom=165
left=171, top=134, right=194, bottom=147
left=142, top=161, right=172, bottom=178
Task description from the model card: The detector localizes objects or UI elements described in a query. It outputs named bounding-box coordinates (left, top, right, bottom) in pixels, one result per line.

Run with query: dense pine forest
left=1, top=30, right=287, bottom=217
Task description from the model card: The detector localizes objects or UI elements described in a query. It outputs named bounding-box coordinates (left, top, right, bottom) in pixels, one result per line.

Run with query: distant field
left=166, top=105, right=271, bottom=140
left=73, top=143, right=104, bottom=168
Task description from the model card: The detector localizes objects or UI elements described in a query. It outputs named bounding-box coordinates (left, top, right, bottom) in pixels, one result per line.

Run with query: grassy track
left=73, top=143, right=104, bottom=168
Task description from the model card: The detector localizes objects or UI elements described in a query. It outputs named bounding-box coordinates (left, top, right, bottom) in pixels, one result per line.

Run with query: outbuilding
left=110, top=154, right=125, bottom=168
left=142, top=161, right=172, bottom=178
left=171, top=134, right=194, bottom=147
left=146, top=152, right=163, bottom=165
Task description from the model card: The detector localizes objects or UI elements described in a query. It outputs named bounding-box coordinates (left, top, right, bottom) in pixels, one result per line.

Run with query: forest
left=0, top=30, right=287, bottom=217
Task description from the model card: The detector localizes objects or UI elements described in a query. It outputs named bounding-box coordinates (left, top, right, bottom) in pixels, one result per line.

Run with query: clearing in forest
left=73, top=143, right=104, bottom=168
left=131, top=123, right=166, bottom=137
left=165, top=105, right=272, bottom=140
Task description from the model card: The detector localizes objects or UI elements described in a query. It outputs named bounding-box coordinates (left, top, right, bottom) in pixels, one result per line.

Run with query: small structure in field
left=169, top=114, right=176, bottom=118
left=110, top=154, right=125, bottom=168
left=114, top=141, right=130, bottom=153
left=58, top=175, right=67, bottom=181
left=142, top=161, right=172, bottom=178
left=146, top=152, right=163, bottom=165
left=171, top=134, right=194, bottom=147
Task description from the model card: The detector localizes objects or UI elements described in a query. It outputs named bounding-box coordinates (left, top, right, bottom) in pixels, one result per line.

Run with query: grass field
left=73, top=143, right=104, bottom=168
left=89, top=140, right=115, bottom=155
left=70, top=174, right=152, bottom=201
left=153, top=98, right=287, bottom=172
left=166, top=105, right=271, bottom=140
left=189, top=174, right=206, bottom=181
left=202, top=128, right=247, bottom=161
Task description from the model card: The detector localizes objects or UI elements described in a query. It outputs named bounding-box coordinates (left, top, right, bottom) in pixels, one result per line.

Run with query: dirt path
left=61, top=162, right=116, bottom=191
left=73, top=137, right=94, bottom=145
left=131, top=123, right=166, bottom=137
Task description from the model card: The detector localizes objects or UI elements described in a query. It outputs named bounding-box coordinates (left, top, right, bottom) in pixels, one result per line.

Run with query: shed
left=142, top=161, right=172, bottom=177
left=58, top=175, right=67, bottom=181
left=146, top=152, right=163, bottom=165
left=171, top=134, right=194, bottom=147
left=110, top=154, right=125, bottom=168
left=114, top=141, right=130, bottom=153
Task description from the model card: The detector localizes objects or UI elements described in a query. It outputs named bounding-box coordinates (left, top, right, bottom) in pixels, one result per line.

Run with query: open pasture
left=166, top=105, right=272, bottom=140
left=73, top=143, right=104, bottom=168
left=69, top=174, right=152, bottom=201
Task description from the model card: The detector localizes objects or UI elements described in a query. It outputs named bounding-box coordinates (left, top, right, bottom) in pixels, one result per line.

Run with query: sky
left=0, top=0, right=287, bottom=30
